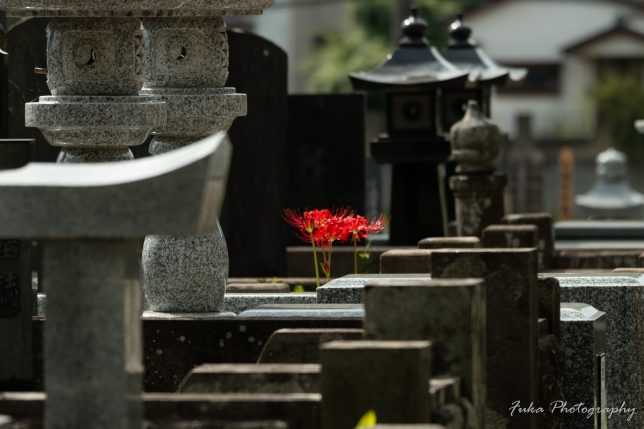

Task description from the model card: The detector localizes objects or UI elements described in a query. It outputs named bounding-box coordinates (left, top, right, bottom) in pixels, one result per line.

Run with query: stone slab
left=0, top=392, right=319, bottom=429
left=258, top=328, right=365, bottom=364
left=560, top=303, right=607, bottom=429
left=0, top=133, right=231, bottom=238
left=226, top=283, right=290, bottom=294
left=321, top=341, right=432, bottom=429
left=417, top=236, right=480, bottom=249
left=237, top=304, right=363, bottom=319
left=431, top=248, right=538, bottom=429
left=554, top=249, right=640, bottom=270
left=365, top=426, right=446, bottom=429
left=317, top=274, right=432, bottom=304
left=223, top=293, right=317, bottom=314
left=379, top=249, right=433, bottom=274
left=287, top=246, right=398, bottom=278
left=29, top=318, right=362, bottom=393
left=537, top=276, right=561, bottom=341
left=555, top=274, right=644, bottom=428
left=178, top=363, right=320, bottom=394
left=364, top=278, right=484, bottom=428
left=503, top=212, right=554, bottom=270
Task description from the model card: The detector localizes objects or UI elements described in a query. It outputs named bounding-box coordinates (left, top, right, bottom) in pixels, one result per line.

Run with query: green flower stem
left=310, top=233, right=320, bottom=288
left=353, top=236, right=358, bottom=274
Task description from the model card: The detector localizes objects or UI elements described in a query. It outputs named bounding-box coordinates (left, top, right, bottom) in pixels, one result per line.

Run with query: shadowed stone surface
left=178, top=363, right=320, bottom=394
left=431, top=248, right=538, bottom=429
left=560, top=303, right=607, bottom=429
left=364, top=278, right=485, bottom=428
left=417, top=236, right=480, bottom=249
left=482, top=224, right=538, bottom=249
left=380, top=249, right=433, bottom=273
left=555, top=274, right=644, bottom=428
left=537, top=276, right=561, bottom=341
left=321, top=341, right=432, bottom=429
left=258, top=328, right=364, bottom=364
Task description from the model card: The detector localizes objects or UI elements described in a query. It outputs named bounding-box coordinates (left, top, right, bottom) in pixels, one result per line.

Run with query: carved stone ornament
left=449, top=99, right=501, bottom=174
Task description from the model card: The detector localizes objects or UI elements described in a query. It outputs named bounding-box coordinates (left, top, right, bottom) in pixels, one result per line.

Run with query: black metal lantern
left=350, top=9, right=468, bottom=244
left=441, top=15, right=527, bottom=130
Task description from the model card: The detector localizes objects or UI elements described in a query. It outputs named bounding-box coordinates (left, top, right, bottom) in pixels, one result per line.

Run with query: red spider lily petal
left=367, top=214, right=390, bottom=233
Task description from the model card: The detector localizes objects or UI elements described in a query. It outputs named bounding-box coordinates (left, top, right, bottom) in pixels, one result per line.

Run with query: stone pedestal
left=450, top=174, right=506, bottom=237
left=44, top=240, right=142, bottom=429
left=140, top=17, right=247, bottom=313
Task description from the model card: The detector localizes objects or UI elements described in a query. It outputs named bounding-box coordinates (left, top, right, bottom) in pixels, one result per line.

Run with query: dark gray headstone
left=222, top=29, right=288, bottom=277
left=287, top=94, right=365, bottom=222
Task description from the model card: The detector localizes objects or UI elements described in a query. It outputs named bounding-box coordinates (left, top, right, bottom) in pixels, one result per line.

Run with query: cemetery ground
left=0, top=2, right=643, bottom=429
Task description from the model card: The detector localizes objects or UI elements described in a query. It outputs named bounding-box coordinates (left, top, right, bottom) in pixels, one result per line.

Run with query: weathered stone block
left=380, top=249, right=433, bottom=273
left=363, top=278, right=485, bottom=428
left=317, top=274, right=431, bottom=304
left=450, top=174, right=506, bottom=237
left=258, top=328, right=364, bottom=364
left=321, top=340, right=432, bottom=429
left=537, top=276, right=561, bottom=341
left=238, top=304, right=363, bottom=320
left=226, top=283, right=290, bottom=294
left=178, top=364, right=320, bottom=394
left=431, top=248, right=538, bottom=428
left=502, top=213, right=554, bottom=270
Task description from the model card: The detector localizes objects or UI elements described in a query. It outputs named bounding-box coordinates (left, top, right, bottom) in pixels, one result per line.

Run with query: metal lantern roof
left=349, top=9, right=468, bottom=91
left=442, top=15, right=527, bottom=86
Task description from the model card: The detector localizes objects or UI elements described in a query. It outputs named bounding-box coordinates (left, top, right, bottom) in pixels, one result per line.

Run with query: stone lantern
left=575, top=148, right=644, bottom=219
left=441, top=14, right=526, bottom=130
left=349, top=8, right=468, bottom=244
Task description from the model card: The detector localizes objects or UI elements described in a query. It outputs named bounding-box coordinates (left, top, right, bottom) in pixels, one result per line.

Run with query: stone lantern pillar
left=139, top=2, right=273, bottom=313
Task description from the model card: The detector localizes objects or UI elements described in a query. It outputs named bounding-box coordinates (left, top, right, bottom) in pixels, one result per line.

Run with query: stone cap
left=321, top=340, right=431, bottom=351
left=366, top=278, right=483, bottom=289
left=0, top=131, right=231, bottom=239
left=417, top=236, right=480, bottom=249
left=0, top=0, right=275, bottom=16
left=560, top=303, right=605, bottom=321
left=483, top=224, right=538, bottom=233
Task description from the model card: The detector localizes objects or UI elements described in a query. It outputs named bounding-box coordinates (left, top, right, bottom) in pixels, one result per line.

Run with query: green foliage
left=305, top=0, right=485, bottom=92
left=293, top=285, right=306, bottom=293
left=591, top=73, right=644, bottom=164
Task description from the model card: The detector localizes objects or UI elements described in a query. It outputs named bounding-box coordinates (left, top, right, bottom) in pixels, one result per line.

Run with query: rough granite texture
left=0, top=0, right=275, bottom=16
left=142, top=17, right=229, bottom=89
left=141, top=88, right=246, bottom=138
left=560, top=303, right=607, bottom=429
left=26, top=95, right=166, bottom=156
left=46, top=18, right=143, bottom=95
left=555, top=274, right=644, bottom=429
left=317, top=274, right=432, bottom=304
left=0, top=134, right=231, bottom=239
left=364, top=279, right=485, bottom=429
left=143, top=224, right=229, bottom=313
left=223, top=293, right=317, bottom=314
left=237, top=304, right=363, bottom=319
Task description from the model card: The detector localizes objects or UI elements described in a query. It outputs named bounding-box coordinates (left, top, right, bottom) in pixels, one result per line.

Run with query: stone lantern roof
left=349, top=8, right=468, bottom=91
left=441, top=14, right=527, bottom=86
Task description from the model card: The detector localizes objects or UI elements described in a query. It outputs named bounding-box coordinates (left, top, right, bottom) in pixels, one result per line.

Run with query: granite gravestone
left=222, top=29, right=288, bottom=277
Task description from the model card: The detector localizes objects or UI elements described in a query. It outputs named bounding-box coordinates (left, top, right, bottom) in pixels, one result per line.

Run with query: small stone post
left=140, top=3, right=273, bottom=312
left=321, top=340, right=432, bottom=429
left=449, top=100, right=506, bottom=237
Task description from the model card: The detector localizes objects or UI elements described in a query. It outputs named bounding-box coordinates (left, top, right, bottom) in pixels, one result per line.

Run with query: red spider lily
left=343, top=214, right=390, bottom=242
